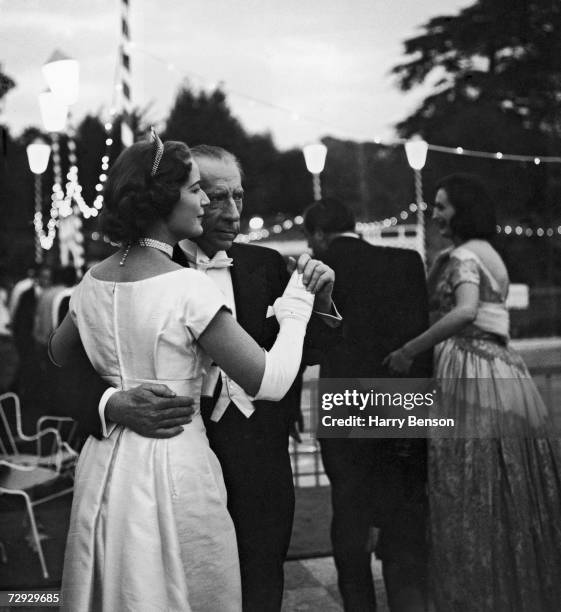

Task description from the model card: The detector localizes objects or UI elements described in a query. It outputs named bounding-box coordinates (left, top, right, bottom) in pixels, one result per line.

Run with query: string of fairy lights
left=233, top=203, right=561, bottom=245
left=36, top=116, right=115, bottom=251
left=41, top=38, right=560, bottom=254
left=92, top=41, right=561, bottom=245
left=90, top=115, right=116, bottom=214
left=35, top=0, right=129, bottom=256
left=84, top=127, right=561, bottom=246
left=129, top=42, right=561, bottom=166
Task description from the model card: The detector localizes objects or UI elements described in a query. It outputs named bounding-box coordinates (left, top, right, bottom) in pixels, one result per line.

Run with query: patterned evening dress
left=428, top=245, right=561, bottom=611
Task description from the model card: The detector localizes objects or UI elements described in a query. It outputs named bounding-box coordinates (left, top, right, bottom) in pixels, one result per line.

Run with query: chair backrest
left=36, top=415, right=80, bottom=457
left=0, top=392, right=22, bottom=457
left=0, top=392, right=77, bottom=473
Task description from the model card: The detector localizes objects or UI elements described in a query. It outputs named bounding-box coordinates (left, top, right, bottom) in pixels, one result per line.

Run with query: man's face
left=432, top=188, right=456, bottom=239
left=193, top=156, right=243, bottom=257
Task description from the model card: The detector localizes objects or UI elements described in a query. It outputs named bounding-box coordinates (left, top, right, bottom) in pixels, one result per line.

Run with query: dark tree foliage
left=393, top=0, right=561, bottom=138
left=391, top=0, right=561, bottom=287
left=162, top=86, right=304, bottom=219
left=0, top=129, right=34, bottom=275
left=163, top=87, right=248, bottom=153
left=0, top=60, right=53, bottom=273
left=0, top=64, right=15, bottom=104
left=76, top=115, right=108, bottom=208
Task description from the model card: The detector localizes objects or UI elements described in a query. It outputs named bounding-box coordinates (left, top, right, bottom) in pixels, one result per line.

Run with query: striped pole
left=414, top=168, right=426, bottom=263
left=120, top=0, right=134, bottom=146
left=34, top=175, right=44, bottom=263
left=312, top=173, right=322, bottom=201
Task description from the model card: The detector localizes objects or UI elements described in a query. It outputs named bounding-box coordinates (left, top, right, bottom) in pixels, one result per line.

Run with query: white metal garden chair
left=0, top=392, right=78, bottom=579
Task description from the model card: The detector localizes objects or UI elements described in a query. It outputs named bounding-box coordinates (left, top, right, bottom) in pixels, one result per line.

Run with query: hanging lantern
left=42, top=49, right=80, bottom=106
left=26, top=140, right=51, bottom=174
left=303, top=143, right=328, bottom=174
left=38, top=90, right=68, bottom=132
left=405, top=137, right=428, bottom=170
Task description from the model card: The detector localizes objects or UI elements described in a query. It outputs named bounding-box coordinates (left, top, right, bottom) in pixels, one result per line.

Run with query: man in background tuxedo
left=53, top=145, right=339, bottom=612
left=13, top=264, right=52, bottom=429
left=303, top=198, right=432, bottom=612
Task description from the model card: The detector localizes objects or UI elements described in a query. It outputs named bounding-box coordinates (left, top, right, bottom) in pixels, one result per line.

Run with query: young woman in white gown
left=51, top=133, right=315, bottom=612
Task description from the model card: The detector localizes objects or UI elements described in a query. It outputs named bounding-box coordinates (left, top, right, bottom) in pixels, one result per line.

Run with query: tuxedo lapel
left=173, top=244, right=190, bottom=268
left=174, top=242, right=268, bottom=341
left=229, top=246, right=268, bottom=342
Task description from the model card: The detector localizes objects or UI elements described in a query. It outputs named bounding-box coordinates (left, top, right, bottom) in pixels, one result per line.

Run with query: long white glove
left=253, top=271, right=314, bottom=401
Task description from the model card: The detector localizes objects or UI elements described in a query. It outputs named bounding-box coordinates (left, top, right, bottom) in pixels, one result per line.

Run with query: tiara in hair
left=150, top=126, right=164, bottom=176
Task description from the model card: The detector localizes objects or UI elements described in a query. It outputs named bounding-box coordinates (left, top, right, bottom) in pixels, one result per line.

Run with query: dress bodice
left=69, top=268, right=228, bottom=404
left=431, top=245, right=510, bottom=340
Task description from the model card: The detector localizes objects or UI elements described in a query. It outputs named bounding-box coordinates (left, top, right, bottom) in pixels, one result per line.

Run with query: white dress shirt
left=179, top=238, right=256, bottom=422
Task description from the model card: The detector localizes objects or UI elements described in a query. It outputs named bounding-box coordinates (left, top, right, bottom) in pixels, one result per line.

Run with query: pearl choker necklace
left=119, top=238, right=174, bottom=266
left=138, top=237, right=174, bottom=257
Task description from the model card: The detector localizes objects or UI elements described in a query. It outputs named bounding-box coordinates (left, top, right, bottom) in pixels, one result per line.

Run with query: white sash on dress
left=452, top=246, right=510, bottom=340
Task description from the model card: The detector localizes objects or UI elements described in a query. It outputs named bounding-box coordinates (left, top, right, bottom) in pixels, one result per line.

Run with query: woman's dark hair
left=303, top=197, right=356, bottom=234
left=436, top=173, right=497, bottom=241
left=101, top=140, right=193, bottom=242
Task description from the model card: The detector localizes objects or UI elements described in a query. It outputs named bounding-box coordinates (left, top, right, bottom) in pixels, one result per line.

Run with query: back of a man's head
left=303, top=197, right=356, bottom=235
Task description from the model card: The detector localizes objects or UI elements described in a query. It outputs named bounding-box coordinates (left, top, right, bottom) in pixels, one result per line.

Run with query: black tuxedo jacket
left=13, top=286, right=37, bottom=355
left=52, top=242, right=336, bottom=437
left=320, top=236, right=432, bottom=378
left=173, top=242, right=290, bottom=354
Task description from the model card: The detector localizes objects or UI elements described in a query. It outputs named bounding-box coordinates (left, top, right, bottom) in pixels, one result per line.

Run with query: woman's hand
left=273, top=271, right=314, bottom=325
left=288, top=254, right=335, bottom=314
left=382, top=346, right=414, bottom=375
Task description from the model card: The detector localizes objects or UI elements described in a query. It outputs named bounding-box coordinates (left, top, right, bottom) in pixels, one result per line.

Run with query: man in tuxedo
left=303, top=198, right=432, bottom=612
left=53, top=145, right=339, bottom=612
left=13, top=264, right=52, bottom=429
left=13, top=265, right=52, bottom=367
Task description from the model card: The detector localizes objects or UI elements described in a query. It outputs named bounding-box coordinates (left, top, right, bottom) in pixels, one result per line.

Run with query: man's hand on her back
left=106, top=384, right=195, bottom=438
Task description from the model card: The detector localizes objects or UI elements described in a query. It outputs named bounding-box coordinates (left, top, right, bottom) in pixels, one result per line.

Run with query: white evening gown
left=61, top=268, right=241, bottom=612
